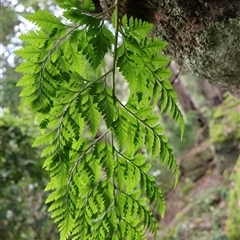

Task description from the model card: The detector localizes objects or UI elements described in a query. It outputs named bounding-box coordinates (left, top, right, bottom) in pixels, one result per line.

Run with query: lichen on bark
left=152, top=0, right=240, bottom=96
left=98, top=0, right=240, bottom=97
left=178, top=17, right=240, bottom=90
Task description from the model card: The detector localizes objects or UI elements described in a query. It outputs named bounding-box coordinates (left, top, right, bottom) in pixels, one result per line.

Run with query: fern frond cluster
left=15, top=0, right=184, bottom=239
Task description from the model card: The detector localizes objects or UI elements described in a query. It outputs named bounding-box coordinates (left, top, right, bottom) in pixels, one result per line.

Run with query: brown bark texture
left=98, top=0, right=240, bottom=97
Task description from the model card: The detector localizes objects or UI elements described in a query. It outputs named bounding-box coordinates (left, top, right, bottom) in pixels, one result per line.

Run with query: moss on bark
left=99, top=0, right=240, bottom=96
left=209, top=94, right=240, bottom=172
left=226, top=157, right=240, bottom=240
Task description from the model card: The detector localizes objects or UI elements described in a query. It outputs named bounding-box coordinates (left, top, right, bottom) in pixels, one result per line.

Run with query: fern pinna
left=15, top=0, right=184, bottom=239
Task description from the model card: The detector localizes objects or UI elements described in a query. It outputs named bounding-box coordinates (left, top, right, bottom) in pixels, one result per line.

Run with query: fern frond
left=158, top=80, right=185, bottom=138
left=122, top=16, right=153, bottom=40
left=115, top=152, right=163, bottom=235
left=77, top=23, right=114, bottom=69
left=79, top=93, right=101, bottom=136
left=55, top=0, right=95, bottom=12
left=26, top=10, right=67, bottom=31
left=92, top=82, right=116, bottom=127
left=19, top=30, right=51, bottom=48
left=113, top=112, right=129, bottom=151
left=62, top=40, right=84, bottom=74
left=15, top=61, right=41, bottom=74
left=142, top=37, right=168, bottom=55
left=16, top=5, right=184, bottom=240
left=15, top=46, right=48, bottom=62
left=81, top=0, right=95, bottom=12
left=55, top=0, right=80, bottom=9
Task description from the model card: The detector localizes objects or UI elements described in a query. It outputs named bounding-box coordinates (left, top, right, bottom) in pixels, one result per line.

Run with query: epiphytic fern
left=15, top=0, right=184, bottom=239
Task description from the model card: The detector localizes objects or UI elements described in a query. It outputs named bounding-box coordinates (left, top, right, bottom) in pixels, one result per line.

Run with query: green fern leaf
left=25, top=10, right=67, bottom=31
left=59, top=208, right=74, bottom=240
left=126, top=17, right=153, bottom=40
left=15, top=46, right=47, bottom=62
left=62, top=40, right=83, bottom=74
left=19, top=30, right=51, bottom=48
left=95, top=142, right=114, bottom=178
left=15, top=61, right=41, bottom=74
left=145, top=115, right=160, bottom=127
left=81, top=0, right=95, bottom=12
left=16, top=74, right=37, bottom=87
left=92, top=83, right=116, bottom=127
left=32, top=131, right=57, bottom=147
left=55, top=0, right=79, bottom=9
left=142, top=37, right=167, bottom=54
left=113, top=113, right=129, bottom=151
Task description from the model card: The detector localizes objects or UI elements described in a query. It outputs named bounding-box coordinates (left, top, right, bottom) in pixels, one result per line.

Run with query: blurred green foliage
left=0, top=108, right=58, bottom=239
left=162, top=111, right=199, bottom=157
left=210, top=94, right=240, bottom=143
left=226, top=157, right=240, bottom=240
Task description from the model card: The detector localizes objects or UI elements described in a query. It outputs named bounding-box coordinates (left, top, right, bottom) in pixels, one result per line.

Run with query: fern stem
left=112, top=0, right=120, bottom=106
left=110, top=2, right=120, bottom=229
left=94, top=2, right=117, bottom=18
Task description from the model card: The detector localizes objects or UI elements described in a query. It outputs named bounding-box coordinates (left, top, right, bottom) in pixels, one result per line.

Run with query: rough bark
left=98, top=0, right=240, bottom=97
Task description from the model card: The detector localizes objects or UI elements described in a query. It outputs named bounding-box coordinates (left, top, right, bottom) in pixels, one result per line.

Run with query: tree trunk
left=98, top=0, right=240, bottom=97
